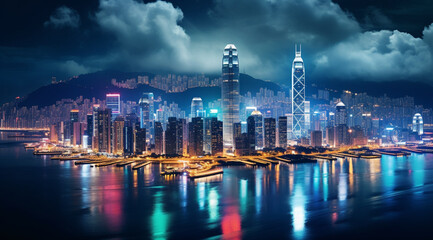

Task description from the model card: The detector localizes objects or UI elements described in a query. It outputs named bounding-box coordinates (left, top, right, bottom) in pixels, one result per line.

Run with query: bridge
left=0, top=127, right=50, bottom=133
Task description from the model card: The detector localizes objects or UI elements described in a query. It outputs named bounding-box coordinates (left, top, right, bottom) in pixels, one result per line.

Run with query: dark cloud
left=93, top=0, right=190, bottom=72
left=1, top=0, right=433, bottom=103
left=44, top=6, right=80, bottom=28
left=313, top=24, right=433, bottom=81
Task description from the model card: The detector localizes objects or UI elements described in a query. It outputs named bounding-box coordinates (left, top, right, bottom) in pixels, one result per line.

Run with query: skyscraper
left=68, top=109, right=81, bottom=145
left=247, top=115, right=256, bottom=154
left=95, top=109, right=111, bottom=153
left=113, top=116, right=125, bottom=155
left=165, top=117, right=177, bottom=155
left=92, top=104, right=100, bottom=150
left=72, top=122, right=83, bottom=146
left=165, top=117, right=184, bottom=155
left=124, top=114, right=138, bottom=156
left=154, top=121, right=164, bottom=155
left=191, top=97, right=203, bottom=118
left=412, top=113, right=424, bottom=135
left=251, top=110, right=263, bottom=150
left=222, top=44, right=240, bottom=153
left=211, top=118, right=223, bottom=156
left=188, top=117, right=204, bottom=156
left=264, top=118, right=276, bottom=149
left=291, top=44, right=306, bottom=139
left=86, top=114, right=93, bottom=148
left=106, top=93, right=120, bottom=119
left=135, top=126, right=146, bottom=154
left=204, top=117, right=212, bottom=154
left=70, top=109, right=79, bottom=123
left=139, top=93, right=154, bottom=145
left=278, top=116, right=288, bottom=148
left=336, top=102, right=347, bottom=125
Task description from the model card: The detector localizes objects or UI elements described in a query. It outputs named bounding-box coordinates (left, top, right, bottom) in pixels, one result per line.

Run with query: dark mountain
left=18, top=71, right=282, bottom=110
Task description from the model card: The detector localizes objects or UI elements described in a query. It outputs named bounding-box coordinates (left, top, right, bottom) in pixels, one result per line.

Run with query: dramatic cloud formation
left=313, top=24, right=433, bottom=81
left=94, top=0, right=190, bottom=71
left=44, top=6, right=80, bottom=28
left=85, top=0, right=364, bottom=81
left=1, top=0, right=433, bottom=102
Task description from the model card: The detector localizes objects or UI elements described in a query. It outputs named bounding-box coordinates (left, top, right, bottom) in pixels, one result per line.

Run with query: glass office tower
left=291, top=45, right=306, bottom=139
left=222, top=44, right=240, bottom=153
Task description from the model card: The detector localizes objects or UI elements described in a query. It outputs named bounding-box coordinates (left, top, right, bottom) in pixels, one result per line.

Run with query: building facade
left=222, top=44, right=240, bottom=153
left=291, top=45, right=306, bottom=139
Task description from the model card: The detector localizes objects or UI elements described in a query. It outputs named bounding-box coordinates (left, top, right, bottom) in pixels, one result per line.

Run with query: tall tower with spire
left=291, top=44, right=306, bottom=139
left=221, top=44, right=240, bottom=153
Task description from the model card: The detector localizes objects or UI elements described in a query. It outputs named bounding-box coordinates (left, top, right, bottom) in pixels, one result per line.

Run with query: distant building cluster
left=112, top=73, right=222, bottom=93
left=2, top=44, right=433, bottom=156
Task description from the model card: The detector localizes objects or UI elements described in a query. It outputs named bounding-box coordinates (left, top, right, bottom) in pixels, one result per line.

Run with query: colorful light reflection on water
left=2, top=141, right=433, bottom=239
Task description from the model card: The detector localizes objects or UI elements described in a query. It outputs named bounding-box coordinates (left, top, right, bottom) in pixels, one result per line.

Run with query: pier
left=132, top=161, right=151, bottom=170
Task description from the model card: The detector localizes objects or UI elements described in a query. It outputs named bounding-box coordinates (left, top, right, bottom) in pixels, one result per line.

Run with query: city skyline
left=2, top=1, right=433, bottom=240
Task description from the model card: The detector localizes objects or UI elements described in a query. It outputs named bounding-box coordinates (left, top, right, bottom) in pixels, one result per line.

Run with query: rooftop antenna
left=295, top=44, right=302, bottom=57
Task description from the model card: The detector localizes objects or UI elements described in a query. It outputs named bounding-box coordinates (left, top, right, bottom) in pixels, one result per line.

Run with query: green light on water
left=208, top=188, right=219, bottom=222
left=151, top=191, right=171, bottom=240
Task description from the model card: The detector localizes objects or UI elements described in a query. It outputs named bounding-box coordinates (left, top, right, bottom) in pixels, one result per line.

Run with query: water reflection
left=197, top=182, right=205, bottom=210
left=208, top=188, right=219, bottom=222
left=221, top=205, right=242, bottom=240
left=322, top=161, right=329, bottom=201
left=5, top=137, right=433, bottom=240
left=255, top=169, right=263, bottom=214
left=411, top=154, right=425, bottom=188
left=381, top=155, right=396, bottom=193
left=151, top=190, right=171, bottom=240
left=291, top=184, right=306, bottom=239
left=240, top=179, right=248, bottom=216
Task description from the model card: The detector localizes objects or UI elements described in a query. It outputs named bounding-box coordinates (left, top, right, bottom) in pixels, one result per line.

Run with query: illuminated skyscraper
left=124, top=114, right=138, bottom=156
left=278, top=116, right=287, bottom=148
left=86, top=114, right=93, bottom=148
left=113, top=116, right=124, bottom=155
left=154, top=121, right=164, bottom=155
left=251, top=110, right=263, bottom=150
left=291, top=45, right=306, bottom=139
left=222, top=44, right=240, bottom=153
left=106, top=93, right=120, bottom=119
left=335, top=102, right=347, bottom=126
left=95, top=109, right=111, bottom=153
left=139, top=92, right=154, bottom=145
left=211, top=118, right=223, bottom=156
left=412, top=113, right=424, bottom=135
left=191, top=97, right=203, bottom=118
left=188, top=117, right=204, bottom=156
left=264, top=118, right=276, bottom=149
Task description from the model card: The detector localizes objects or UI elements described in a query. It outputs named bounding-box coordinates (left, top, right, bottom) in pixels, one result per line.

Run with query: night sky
left=1, top=0, right=433, bottom=103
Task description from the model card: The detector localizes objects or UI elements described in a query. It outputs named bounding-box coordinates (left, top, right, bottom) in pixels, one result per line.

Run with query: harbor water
left=1, top=134, right=433, bottom=239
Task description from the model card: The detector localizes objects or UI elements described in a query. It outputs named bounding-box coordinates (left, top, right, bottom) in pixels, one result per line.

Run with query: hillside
left=18, top=71, right=282, bottom=110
